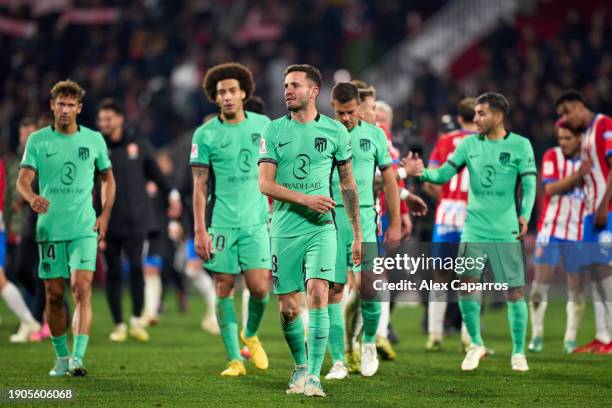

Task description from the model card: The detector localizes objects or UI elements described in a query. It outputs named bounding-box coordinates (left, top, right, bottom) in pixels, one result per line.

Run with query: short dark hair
left=554, top=89, right=586, bottom=108
left=244, top=96, right=266, bottom=114
left=19, top=117, right=37, bottom=128
left=332, top=82, right=360, bottom=104
left=50, top=79, right=85, bottom=102
left=475, top=92, right=509, bottom=116
left=203, top=62, right=255, bottom=103
left=457, top=97, right=476, bottom=122
left=284, top=64, right=322, bottom=88
left=98, top=98, right=124, bottom=115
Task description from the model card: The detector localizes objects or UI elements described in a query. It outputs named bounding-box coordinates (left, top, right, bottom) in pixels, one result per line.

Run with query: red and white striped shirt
left=428, top=129, right=472, bottom=228
left=537, top=147, right=586, bottom=242
left=581, top=113, right=612, bottom=215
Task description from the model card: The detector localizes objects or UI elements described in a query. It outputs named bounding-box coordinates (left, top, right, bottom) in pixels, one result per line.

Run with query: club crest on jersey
left=251, top=133, right=261, bottom=146
left=127, top=143, right=139, bottom=159
left=499, top=152, right=510, bottom=165
left=79, top=147, right=89, bottom=160
left=315, top=137, right=327, bottom=152
left=360, top=139, right=371, bottom=152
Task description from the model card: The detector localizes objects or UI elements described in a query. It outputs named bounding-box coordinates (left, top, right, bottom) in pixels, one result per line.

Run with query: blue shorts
left=185, top=239, right=199, bottom=261
left=431, top=224, right=461, bottom=260
left=581, top=212, right=612, bottom=265
left=534, top=236, right=584, bottom=273
left=0, top=231, right=6, bottom=268
left=144, top=255, right=163, bottom=269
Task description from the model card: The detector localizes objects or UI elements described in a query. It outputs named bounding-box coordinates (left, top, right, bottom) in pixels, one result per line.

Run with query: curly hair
left=203, top=62, right=255, bottom=103
left=50, top=79, right=86, bottom=102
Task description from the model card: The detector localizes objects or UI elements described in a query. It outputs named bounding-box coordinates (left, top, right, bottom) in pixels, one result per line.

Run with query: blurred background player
left=327, top=82, right=400, bottom=379
left=259, top=64, right=360, bottom=397
left=97, top=98, right=181, bottom=343
left=418, top=98, right=477, bottom=352
left=17, top=80, right=116, bottom=376
left=191, top=63, right=271, bottom=377
left=409, top=92, right=537, bottom=372
left=530, top=119, right=591, bottom=354
left=556, top=90, right=612, bottom=354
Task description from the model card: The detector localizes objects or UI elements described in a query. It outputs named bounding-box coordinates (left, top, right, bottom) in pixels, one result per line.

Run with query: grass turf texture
left=1, top=290, right=611, bottom=407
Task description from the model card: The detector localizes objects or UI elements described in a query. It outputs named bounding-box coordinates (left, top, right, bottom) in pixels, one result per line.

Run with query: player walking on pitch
left=259, top=65, right=362, bottom=397
left=190, top=63, right=271, bottom=376
left=17, top=80, right=116, bottom=376
left=404, top=92, right=537, bottom=371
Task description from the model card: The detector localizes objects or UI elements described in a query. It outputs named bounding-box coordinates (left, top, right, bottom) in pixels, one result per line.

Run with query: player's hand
left=516, top=216, right=528, bottom=240
left=303, top=195, right=336, bottom=214
left=405, top=194, right=428, bottom=216
left=167, top=197, right=182, bottom=219
left=400, top=152, right=424, bottom=177
left=384, top=223, right=401, bottom=243
left=29, top=195, right=49, bottom=214
left=595, top=204, right=608, bottom=229
left=578, top=156, right=592, bottom=177
left=351, top=234, right=362, bottom=267
left=94, top=214, right=110, bottom=242
left=194, top=229, right=214, bottom=261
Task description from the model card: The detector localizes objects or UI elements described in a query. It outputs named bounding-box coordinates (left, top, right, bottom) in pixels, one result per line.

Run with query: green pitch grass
left=1, top=290, right=611, bottom=407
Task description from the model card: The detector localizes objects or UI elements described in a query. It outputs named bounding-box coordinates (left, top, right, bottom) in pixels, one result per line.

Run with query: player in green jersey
left=258, top=65, right=362, bottom=397
left=17, top=80, right=116, bottom=377
left=403, top=92, right=537, bottom=372
left=325, top=82, right=401, bottom=379
left=190, top=63, right=271, bottom=377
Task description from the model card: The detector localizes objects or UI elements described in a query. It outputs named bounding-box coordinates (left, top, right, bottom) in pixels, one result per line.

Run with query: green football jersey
left=331, top=121, right=392, bottom=207
left=190, top=111, right=270, bottom=228
left=259, top=113, right=352, bottom=238
left=420, top=132, right=537, bottom=242
left=20, top=125, right=112, bottom=242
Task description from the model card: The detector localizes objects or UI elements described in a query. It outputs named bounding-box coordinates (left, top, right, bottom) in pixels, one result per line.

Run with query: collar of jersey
left=50, top=124, right=81, bottom=136
left=217, top=112, right=248, bottom=125
left=286, top=113, right=321, bottom=123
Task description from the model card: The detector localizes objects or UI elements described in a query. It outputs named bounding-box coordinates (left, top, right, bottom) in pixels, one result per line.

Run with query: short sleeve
left=541, top=149, right=558, bottom=184
left=95, top=134, right=112, bottom=171
left=374, top=128, right=393, bottom=170
left=447, top=136, right=468, bottom=170
left=190, top=128, right=211, bottom=167
left=600, top=119, right=612, bottom=158
left=258, top=122, right=279, bottom=165
left=519, top=139, right=537, bottom=177
left=334, top=124, right=352, bottom=164
left=20, top=136, right=38, bottom=171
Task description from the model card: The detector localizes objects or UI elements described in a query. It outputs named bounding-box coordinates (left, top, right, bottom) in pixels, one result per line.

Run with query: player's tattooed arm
left=95, top=169, right=116, bottom=241
left=16, top=167, right=49, bottom=214
left=258, top=162, right=335, bottom=213
left=381, top=166, right=401, bottom=242
left=338, top=160, right=362, bottom=265
left=191, top=165, right=214, bottom=260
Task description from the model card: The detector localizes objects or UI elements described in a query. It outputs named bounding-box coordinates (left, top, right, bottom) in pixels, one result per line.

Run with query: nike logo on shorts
left=320, top=268, right=332, bottom=272
left=46, top=152, right=58, bottom=157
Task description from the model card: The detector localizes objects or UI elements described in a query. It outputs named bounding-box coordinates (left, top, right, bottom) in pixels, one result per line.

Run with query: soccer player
left=17, top=80, right=116, bottom=376
left=416, top=98, right=477, bottom=352
left=190, top=63, right=271, bottom=376
left=529, top=120, right=591, bottom=353
left=556, top=90, right=612, bottom=354
left=405, top=92, right=537, bottom=371
left=259, top=64, right=361, bottom=397
left=325, top=82, right=401, bottom=379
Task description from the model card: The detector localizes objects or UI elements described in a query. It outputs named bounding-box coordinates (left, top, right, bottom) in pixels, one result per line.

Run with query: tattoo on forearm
left=342, top=188, right=358, bottom=221
left=338, top=161, right=352, bottom=180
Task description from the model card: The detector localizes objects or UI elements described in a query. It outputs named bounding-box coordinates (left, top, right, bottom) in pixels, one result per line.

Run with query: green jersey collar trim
left=217, top=111, right=248, bottom=124
left=50, top=125, right=81, bottom=134
left=286, top=113, right=321, bottom=122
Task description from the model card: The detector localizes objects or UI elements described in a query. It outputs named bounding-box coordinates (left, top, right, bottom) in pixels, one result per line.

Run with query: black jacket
left=103, top=128, right=173, bottom=239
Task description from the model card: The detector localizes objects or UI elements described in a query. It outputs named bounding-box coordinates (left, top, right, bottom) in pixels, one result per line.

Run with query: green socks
left=507, top=299, right=528, bottom=355
left=307, top=308, right=329, bottom=376
left=216, top=297, right=242, bottom=361
left=245, top=294, right=269, bottom=338
left=281, top=314, right=307, bottom=366
left=327, top=302, right=345, bottom=362
left=51, top=334, right=69, bottom=359
left=361, top=300, right=381, bottom=344
left=459, top=294, right=483, bottom=346
left=73, top=334, right=89, bottom=360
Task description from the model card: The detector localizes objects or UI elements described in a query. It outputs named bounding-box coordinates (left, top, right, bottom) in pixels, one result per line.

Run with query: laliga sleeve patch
left=259, top=138, right=267, bottom=154
left=543, top=161, right=554, bottom=176
left=190, top=144, right=198, bottom=159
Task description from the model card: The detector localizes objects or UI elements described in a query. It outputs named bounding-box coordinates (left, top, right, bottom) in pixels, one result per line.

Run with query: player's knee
left=46, top=288, right=64, bottom=309
left=506, top=287, right=524, bottom=302
left=214, top=280, right=234, bottom=298
left=307, top=284, right=328, bottom=309
left=280, top=306, right=299, bottom=323
left=249, top=285, right=268, bottom=300
left=71, top=281, right=91, bottom=304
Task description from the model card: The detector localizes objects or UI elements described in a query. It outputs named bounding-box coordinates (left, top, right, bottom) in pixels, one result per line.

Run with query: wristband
left=397, top=167, right=407, bottom=180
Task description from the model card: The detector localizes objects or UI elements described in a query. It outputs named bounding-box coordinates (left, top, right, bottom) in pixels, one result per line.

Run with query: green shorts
left=38, top=237, right=98, bottom=279
left=205, top=224, right=271, bottom=274
left=271, top=229, right=337, bottom=295
left=334, top=206, right=378, bottom=284
left=457, top=241, right=525, bottom=288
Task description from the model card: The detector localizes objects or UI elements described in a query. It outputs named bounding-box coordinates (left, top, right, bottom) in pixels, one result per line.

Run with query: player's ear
left=77, top=103, right=83, bottom=114
left=240, top=89, right=246, bottom=101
